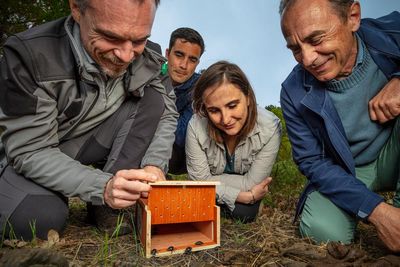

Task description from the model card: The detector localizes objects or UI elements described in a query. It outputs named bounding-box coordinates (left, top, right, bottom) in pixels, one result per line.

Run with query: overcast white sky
left=151, top=1, right=399, bottom=107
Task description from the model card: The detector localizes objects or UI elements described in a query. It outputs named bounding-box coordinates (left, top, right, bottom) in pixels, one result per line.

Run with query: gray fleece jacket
left=186, top=107, right=281, bottom=211
left=0, top=16, right=178, bottom=205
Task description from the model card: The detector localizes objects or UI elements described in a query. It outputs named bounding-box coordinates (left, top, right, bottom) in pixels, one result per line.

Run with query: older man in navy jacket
left=280, top=0, right=400, bottom=251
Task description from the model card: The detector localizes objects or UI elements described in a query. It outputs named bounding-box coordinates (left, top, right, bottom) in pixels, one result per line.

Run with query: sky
left=150, top=1, right=399, bottom=107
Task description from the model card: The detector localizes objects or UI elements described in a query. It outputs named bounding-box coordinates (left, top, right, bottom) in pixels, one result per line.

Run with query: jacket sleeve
left=0, top=38, right=112, bottom=204
left=186, top=115, right=281, bottom=211
left=141, top=77, right=178, bottom=173
left=280, top=87, right=383, bottom=219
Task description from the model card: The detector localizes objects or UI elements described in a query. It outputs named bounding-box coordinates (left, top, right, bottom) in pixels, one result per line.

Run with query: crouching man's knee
left=2, top=195, right=69, bottom=240
left=299, top=191, right=356, bottom=244
left=299, top=215, right=354, bottom=244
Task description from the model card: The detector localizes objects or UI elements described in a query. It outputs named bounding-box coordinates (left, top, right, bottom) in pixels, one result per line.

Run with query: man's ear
left=348, top=1, right=361, bottom=32
left=69, top=0, right=81, bottom=24
left=165, top=48, right=170, bottom=58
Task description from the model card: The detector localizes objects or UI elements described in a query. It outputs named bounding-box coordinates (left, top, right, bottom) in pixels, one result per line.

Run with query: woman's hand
left=236, top=177, right=273, bottom=204
left=250, top=177, right=272, bottom=202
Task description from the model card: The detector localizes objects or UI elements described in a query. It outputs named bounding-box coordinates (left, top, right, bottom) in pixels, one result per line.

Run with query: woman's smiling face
left=203, top=82, right=249, bottom=136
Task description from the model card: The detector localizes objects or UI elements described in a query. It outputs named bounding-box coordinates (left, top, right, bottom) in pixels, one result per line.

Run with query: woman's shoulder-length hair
left=192, top=60, right=258, bottom=143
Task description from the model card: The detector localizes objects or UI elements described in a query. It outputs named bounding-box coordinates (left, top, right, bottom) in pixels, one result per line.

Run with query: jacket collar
left=358, top=13, right=400, bottom=59
left=125, top=48, right=163, bottom=96
left=357, top=13, right=400, bottom=79
left=65, top=16, right=88, bottom=80
left=300, top=69, right=326, bottom=114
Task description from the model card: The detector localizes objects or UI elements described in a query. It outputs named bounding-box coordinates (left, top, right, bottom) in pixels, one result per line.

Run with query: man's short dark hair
left=74, top=0, right=160, bottom=14
left=279, top=0, right=355, bottom=22
left=168, top=27, right=205, bottom=56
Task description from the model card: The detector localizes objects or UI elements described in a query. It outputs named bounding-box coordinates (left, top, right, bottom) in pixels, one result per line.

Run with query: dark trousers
left=220, top=201, right=262, bottom=223
left=168, top=143, right=187, bottom=175
left=0, top=87, right=164, bottom=240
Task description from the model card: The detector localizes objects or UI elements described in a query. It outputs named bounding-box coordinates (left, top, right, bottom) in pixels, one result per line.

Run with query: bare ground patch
left=1, top=198, right=399, bottom=266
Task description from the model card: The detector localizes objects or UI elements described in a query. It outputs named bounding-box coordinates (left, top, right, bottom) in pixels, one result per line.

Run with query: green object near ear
left=161, top=62, right=168, bottom=75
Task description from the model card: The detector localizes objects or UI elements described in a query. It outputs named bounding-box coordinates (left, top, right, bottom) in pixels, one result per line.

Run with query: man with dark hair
left=279, top=0, right=400, bottom=251
left=162, top=27, right=205, bottom=174
left=0, top=0, right=177, bottom=240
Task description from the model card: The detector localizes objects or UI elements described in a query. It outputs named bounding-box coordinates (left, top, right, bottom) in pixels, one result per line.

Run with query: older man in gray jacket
left=0, top=0, right=177, bottom=240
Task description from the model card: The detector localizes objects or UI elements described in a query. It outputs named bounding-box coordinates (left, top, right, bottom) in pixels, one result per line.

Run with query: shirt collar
left=354, top=33, right=365, bottom=69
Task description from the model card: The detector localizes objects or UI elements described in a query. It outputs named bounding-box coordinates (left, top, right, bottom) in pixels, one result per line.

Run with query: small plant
left=110, top=213, right=124, bottom=239
left=130, top=212, right=145, bottom=258
left=1, top=219, right=7, bottom=248
left=233, top=234, right=246, bottom=244
left=0, top=220, right=18, bottom=249
left=7, top=220, right=17, bottom=241
left=29, top=219, right=37, bottom=246
left=96, top=231, right=112, bottom=266
left=94, top=212, right=126, bottom=266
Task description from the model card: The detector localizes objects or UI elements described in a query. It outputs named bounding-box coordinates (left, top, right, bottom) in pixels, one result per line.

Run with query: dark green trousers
left=299, top=117, right=400, bottom=243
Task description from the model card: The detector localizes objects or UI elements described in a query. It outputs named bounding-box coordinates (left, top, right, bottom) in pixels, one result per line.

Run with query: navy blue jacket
left=280, top=12, right=400, bottom=219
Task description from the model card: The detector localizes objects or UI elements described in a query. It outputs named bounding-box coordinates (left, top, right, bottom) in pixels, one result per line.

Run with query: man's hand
left=141, top=166, right=166, bottom=198
left=143, top=165, right=166, bottom=181
left=368, top=202, right=400, bottom=252
left=250, top=177, right=273, bottom=201
left=104, top=169, right=157, bottom=209
left=369, top=77, right=400, bottom=123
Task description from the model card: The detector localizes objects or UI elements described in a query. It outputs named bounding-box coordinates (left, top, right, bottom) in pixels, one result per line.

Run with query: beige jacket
left=186, top=107, right=281, bottom=211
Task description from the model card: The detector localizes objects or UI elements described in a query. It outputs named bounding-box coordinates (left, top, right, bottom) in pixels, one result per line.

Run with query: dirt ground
left=1, top=198, right=400, bottom=267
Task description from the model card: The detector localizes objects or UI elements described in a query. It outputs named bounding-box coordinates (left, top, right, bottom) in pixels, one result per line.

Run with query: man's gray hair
left=75, top=0, right=160, bottom=13
left=279, top=0, right=355, bottom=22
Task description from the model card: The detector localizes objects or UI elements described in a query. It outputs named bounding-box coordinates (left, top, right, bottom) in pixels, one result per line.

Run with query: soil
left=1, top=198, right=399, bottom=267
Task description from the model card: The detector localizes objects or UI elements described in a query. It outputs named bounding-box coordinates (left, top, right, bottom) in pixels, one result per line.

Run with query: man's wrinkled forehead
left=81, top=0, right=159, bottom=12
left=281, top=0, right=352, bottom=24
left=281, top=0, right=334, bottom=32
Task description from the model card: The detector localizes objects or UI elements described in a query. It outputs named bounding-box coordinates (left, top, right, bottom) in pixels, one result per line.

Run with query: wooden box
left=135, top=181, right=220, bottom=257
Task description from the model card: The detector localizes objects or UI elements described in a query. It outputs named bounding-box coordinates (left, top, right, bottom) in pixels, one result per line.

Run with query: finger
left=377, top=111, right=391, bottom=123
left=116, top=169, right=157, bottom=182
left=157, top=174, right=167, bottom=181
left=254, top=188, right=268, bottom=200
left=108, top=177, right=152, bottom=199
left=260, top=177, right=273, bottom=188
left=141, top=192, right=149, bottom=198
left=107, top=199, right=137, bottom=209
left=369, top=98, right=396, bottom=123
left=108, top=188, right=142, bottom=202
left=143, top=166, right=166, bottom=181
left=123, top=180, right=152, bottom=194
left=369, top=103, right=378, bottom=121
left=380, top=104, right=395, bottom=122
left=389, top=105, right=400, bottom=118
left=370, top=104, right=389, bottom=123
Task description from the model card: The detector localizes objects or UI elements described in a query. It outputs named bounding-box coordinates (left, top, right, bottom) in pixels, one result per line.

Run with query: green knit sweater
left=327, top=35, right=392, bottom=166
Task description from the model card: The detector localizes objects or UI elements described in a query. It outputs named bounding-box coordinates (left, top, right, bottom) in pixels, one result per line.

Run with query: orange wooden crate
left=135, top=181, right=220, bottom=258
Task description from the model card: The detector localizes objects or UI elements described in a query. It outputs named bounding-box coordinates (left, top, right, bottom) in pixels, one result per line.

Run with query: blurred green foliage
left=265, top=105, right=306, bottom=208
left=0, top=0, right=70, bottom=54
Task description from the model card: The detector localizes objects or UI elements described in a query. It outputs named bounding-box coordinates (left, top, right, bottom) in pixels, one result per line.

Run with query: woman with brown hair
left=186, top=61, right=281, bottom=222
